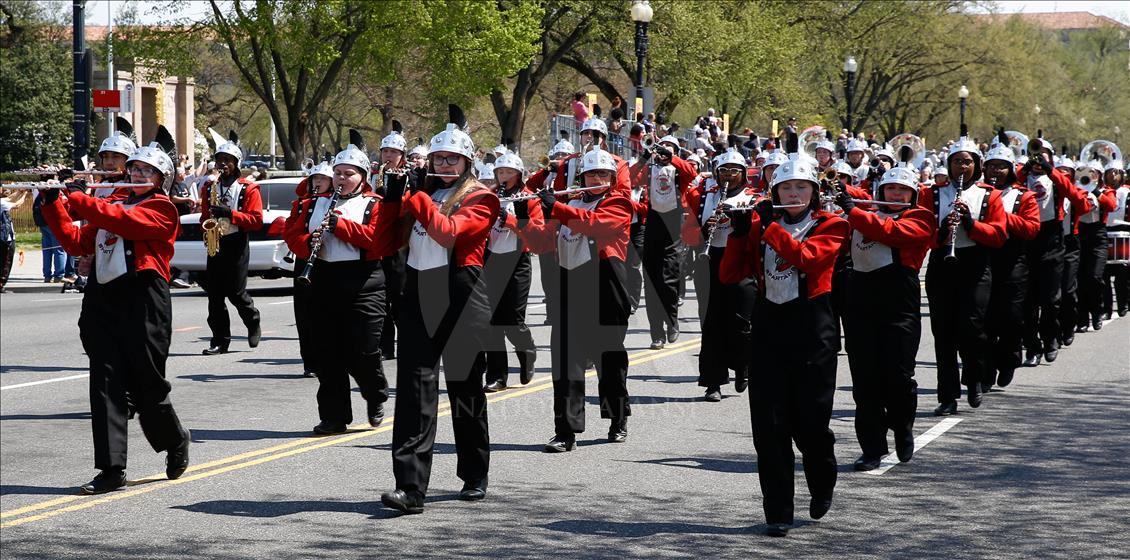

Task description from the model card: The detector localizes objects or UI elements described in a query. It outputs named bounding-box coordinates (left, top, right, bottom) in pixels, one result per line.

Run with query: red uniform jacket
left=846, top=206, right=935, bottom=271
left=917, top=182, right=1008, bottom=249
left=41, top=190, right=178, bottom=281
left=1016, top=167, right=1092, bottom=222
left=200, top=176, right=264, bottom=232
left=998, top=185, right=1041, bottom=241
left=283, top=191, right=399, bottom=261
left=495, top=185, right=549, bottom=254
left=530, top=194, right=633, bottom=262
left=1095, top=188, right=1118, bottom=223
left=719, top=210, right=850, bottom=299
left=398, top=186, right=500, bottom=268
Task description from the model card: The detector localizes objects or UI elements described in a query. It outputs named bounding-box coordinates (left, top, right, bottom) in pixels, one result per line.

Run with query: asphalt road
left=1, top=256, right=1127, bottom=559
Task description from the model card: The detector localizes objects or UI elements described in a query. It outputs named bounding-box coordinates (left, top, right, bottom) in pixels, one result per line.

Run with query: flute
left=12, top=169, right=120, bottom=176
left=850, top=199, right=911, bottom=207
left=498, top=184, right=611, bottom=203
left=0, top=182, right=153, bottom=190
left=721, top=202, right=807, bottom=212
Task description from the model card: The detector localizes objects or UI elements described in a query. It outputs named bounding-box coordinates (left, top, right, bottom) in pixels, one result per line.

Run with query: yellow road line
left=0, top=338, right=701, bottom=528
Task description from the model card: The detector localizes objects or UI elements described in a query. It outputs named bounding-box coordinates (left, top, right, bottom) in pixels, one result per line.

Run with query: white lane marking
left=866, top=417, right=963, bottom=476
left=267, top=299, right=294, bottom=305
left=1, top=374, right=89, bottom=391
left=30, top=297, right=83, bottom=302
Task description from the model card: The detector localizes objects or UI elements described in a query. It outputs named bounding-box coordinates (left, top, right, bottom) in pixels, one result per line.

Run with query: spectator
left=33, top=190, right=69, bottom=283
left=0, top=189, right=29, bottom=292
left=785, top=116, right=798, bottom=135
left=608, top=107, right=625, bottom=135
left=571, top=91, right=589, bottom=128
left=610, top=95, right=623, bottom=113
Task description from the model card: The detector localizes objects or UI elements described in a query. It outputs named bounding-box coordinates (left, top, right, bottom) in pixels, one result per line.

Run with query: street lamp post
left=1034, top=104, right=1041, bottom=130
left=958, top=84, right=969, bottom=132
left=631, top=0, right=653, bottom=119
left=843, top=55, right=858, bottom=135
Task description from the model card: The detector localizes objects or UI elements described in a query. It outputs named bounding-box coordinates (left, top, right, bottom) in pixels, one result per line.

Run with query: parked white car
left=171, top=177, right=300, bottom=279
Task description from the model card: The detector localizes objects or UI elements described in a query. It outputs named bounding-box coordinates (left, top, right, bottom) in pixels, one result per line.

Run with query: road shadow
left=0, top=411, right=91, bottom=421
left=177, top=373, right=308, bottom=382
left=189, top=429, right=313, bottom=442
left=0, top=365, right=88, bottom=373
left=0, top=484, right=79, bottom=496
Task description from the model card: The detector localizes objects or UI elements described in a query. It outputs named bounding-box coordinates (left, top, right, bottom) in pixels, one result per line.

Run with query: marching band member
left=813, top=132, right=836, bottom=172
left=920, top=129, right=1007, bottom=416
left=1074, top=161, right=1117, bottom=332
left=199, top=131, right=262, bottom=355
left=531, top=146, right=634, bottom=452
left=1055, top=157, right=1083, bottom=347
left=287, top=162, right=334, bottom=377
left=982, top=140, right=1039, bottom=391
left=836, top=153, right=934, bottom=471
left=1015, top=137, right=1092, bottom=365
left=381, top=106, right=500, bottom=514
left=844, top=138, right=869, bottom=182
left=630, top=135, right=698, bottom=349
left=283, top=135, right=399, bottom=434
left=89, top=117, right=137, bottom=198
left=482, top=151, right=543, bottom=392
left=1101, top=162, right=1128, bottom=318
left=685, top=145, right=755, bottom=401
left=719, top=135, right=849, bottom=537
left=527, top=138, right=576, bottom=325
left=626, top=167, right=648, bottom=314
left=377, top=122, right=410, bottom=361
left=40, top=126, right=191, bottom=494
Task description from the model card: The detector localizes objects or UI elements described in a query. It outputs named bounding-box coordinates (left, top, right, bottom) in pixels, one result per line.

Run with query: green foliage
left=0, top=1, right=73, bottom=170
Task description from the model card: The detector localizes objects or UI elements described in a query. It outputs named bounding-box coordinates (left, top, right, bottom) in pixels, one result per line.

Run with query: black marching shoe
left=997, top=368, right=1015, bottom=388
left=1044, top=347, right=1059, bottom=363
left=313, top=421, right=347, bottom=435
left=979, top=382, right=993, bottom=395
left=483, top=380, right=507, bottom=393
left=1075, top=323, right=1089, bottom=334
left=367, top=403, right=385, bottom=427
left=202, top=345, right=229, bottom=356
left=810, top=495, right=833, bottom=520
left=934, top=401, right=957, bottom=416
left=734, top=372, right=748, bottom=394
left=381, top=489, right=424, bottom=515
left=704, top=386, right=722, bottom=402
left=967, top=384, right=983, bottom=408
left=1023, top=351, right=1041, bottom=367
left=1092, top=317, right=1103, bottom=331
left=650, top=339, right=665, bottom=350
left=80, top=469, right=127, bottom=495
left=766, top=523, right=791, bottom=537
left=1118, top=307, right=1128, bottom=317
left=248, top=321, right=262, bottom=348
left=303, top=370, right=317, bottom=378
left=1061, top=333, right=1075, bottom=346
left=608, top=418, right=628, bottom=443
left=458, top=478, right=487, bottom=501
left=666, top=324, right=680, bottom=344
left=894, top=430, right=915, bottom=462
left=518, top=349, right=537, bottom=385
left=166, top=431, right=191, bottom=480
left=853, top=455, right=883, bottom=472
left=1102, top=312, right=1112, bottom=321
left=543, top=434, right=577, bottom=453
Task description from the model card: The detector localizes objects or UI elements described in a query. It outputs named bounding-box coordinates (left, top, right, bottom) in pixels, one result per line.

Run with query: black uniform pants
left=80, top=270, right=188, bottom=471
left=381, top=249, right=406, bottom=357
left=205, top=232, right=259, bottom=347
left=1060, top=234, right=1081, bottom=341
left=392, top=266, right=491, bottom=496
left=483, top=250, right=536, bottom=385
left=830, top=255, right=852, bottom=353
left=626, top=221, right=645, bottom=312
left=697, top=246, right=756, bottom=388
left=292, top=258, right=318, bottom=374
left=925, top=247, right=992, bottom=404
left=538, top=252, right=560, bottom=324
left=1022, top=222, right=1064, bottom=354
left=310, top=260, right=388, bottom=425
left=642, top=208, right=682, bottom=341
left=749, top=294, right=838, bottom=525
left=551, top=257, right=631, bottom=438
left=1077, top=222, right=1108, bottom=326
left=0, top=239, right=14, bottom=287
left=989, top=241, right=1029, bottom=378
left=846, top=265, right=921, bottom=458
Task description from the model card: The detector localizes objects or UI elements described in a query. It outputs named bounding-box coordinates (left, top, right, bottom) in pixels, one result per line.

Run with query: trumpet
left=0, top=182, right=152, bottom=190
left=497, top=184, right=611, bottom=203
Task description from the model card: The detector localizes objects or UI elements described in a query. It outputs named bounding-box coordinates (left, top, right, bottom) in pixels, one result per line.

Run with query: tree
left=0, top=1, right=73, bottom=170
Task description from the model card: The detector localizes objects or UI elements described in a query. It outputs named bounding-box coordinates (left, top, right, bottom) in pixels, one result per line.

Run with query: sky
left=74, top=0, right=1130, bottom=26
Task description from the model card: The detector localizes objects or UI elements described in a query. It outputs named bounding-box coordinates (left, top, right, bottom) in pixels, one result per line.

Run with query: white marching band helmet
left=984, top=144, right=1016, bottom=166
left=211, top=128, right=243, bottom=163
left=713, top=147, right=747, bottom=171
left=126, top=125, right=178, bottom=191
left=770, top=133, right=819, bottom=190
left=879, top=165, right=920, bottom=190
left=658, top=135, right=680, bottom=149
left=408, top=144, right=428, bottom=159
left=761, top=150, right=789, bottom=168
left=429, top=104, right=475, bottom=160
left=380, top=120, right=407, bottom=153
left=334, top=129, right=371, bottom=173
left=309, top=161, right=333, bottom=179
left=580, top=117, right=609, bottom=139
left=580, top=146, right=617, bottom=175
left=549, top=138, right=575, bottom=157
left=99, top=117, right=137, bottom=157
left=832, top=160, right=854, bottom=177
left=493, top=151, right=524, bottom=173
left=845, top=138, right=868, bottom=154
left=1055, top=155, right=1076, bottom=171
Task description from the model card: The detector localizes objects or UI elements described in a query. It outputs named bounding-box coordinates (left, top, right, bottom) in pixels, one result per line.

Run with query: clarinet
left=296, top=185, right=344, bottom=286
left=944, top=174, right=963, bottom=262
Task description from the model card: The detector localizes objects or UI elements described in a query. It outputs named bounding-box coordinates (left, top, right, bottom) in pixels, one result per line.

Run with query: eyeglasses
left=128, top=165, right=160, bottom=177
left=717, top=168, right=742, bottom=175
left=432, top=154, right=464, bottom=166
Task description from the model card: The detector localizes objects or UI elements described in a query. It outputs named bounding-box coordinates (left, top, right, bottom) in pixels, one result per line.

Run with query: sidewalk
left=3, top=248, right=70, bottom=294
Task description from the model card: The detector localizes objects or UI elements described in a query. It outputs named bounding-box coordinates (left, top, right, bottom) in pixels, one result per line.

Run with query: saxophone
left=201, top=181, right=230, bottom=257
